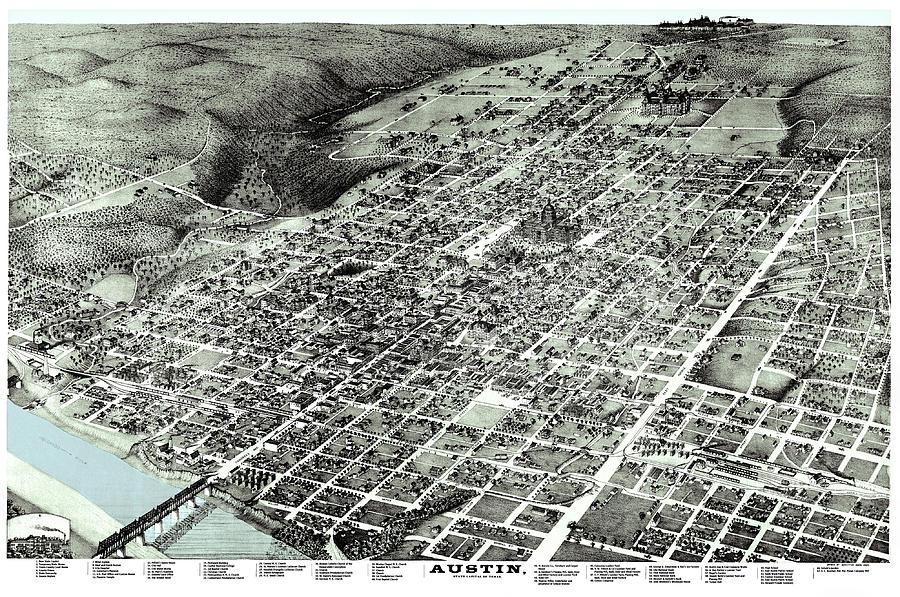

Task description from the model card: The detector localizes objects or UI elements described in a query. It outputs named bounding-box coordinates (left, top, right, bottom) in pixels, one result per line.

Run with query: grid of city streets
left=8, top=31, right=890, bottom=564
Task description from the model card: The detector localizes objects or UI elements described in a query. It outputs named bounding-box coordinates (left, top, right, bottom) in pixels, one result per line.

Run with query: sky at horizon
left=7, top=9, right=891, bottom=26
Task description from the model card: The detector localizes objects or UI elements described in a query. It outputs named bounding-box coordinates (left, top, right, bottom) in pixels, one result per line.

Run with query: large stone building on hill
left=641, top=87, right=691, bottom=116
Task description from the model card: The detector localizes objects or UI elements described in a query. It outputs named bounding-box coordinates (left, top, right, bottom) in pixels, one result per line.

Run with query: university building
left=641, top=88, right=691, bottom=116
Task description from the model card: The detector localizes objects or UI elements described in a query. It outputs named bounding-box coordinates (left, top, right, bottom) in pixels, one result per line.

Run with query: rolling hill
left=9, top=23, right=598, bottom=216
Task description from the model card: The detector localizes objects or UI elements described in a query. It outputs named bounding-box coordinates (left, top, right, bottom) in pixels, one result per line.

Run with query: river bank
left=8, top=398, right=181, bottom=525
left=36, top=392, right=143, bottom=459
left=8, top=355, right=144, bottom=460
left=7, top=453, right=166, bottom=559
left=129, top=443, right=309, bottom=559
left=126, top=442, right=287, bottom=538
left=7, top=361, right=306, bottom=558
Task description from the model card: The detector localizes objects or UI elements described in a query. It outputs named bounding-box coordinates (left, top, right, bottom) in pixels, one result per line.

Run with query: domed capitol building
left=514, top=201, right=583, bottom=245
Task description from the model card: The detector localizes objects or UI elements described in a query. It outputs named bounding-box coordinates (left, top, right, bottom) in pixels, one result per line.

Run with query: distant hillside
left=8, top=62, right=66, bottom=91
left=23, top=47, right=111, bottom=78
left=9, top=23, right=605, bottom=215
left=771, top=25, right=890, bottom=177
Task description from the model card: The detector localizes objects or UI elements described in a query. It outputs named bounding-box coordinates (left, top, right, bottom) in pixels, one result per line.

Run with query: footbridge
left=94, top=477, right=211, bottom=558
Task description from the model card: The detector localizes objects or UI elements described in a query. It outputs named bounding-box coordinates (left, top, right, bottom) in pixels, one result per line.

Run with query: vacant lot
left=467, top=494, right=519, bottom=523
left=180, top=348, right=230, bottom=371
left=697, top=338, right=769, bottom=394
left=86, top=273, right=136, bottom=303
left=578, top=488, right=657, bottom=549
left=457, top=404, right=508, bottom=429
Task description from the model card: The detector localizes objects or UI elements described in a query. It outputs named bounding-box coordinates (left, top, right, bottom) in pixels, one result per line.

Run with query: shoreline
left=7, top=453, right=167, bottom=559
left=23, top=390, right=289, bottom=542
left=126, top=442, right=285, bottom=538
left=34, top=392, right=143, bottom=459
left=8, top=361, right=299, bottom=555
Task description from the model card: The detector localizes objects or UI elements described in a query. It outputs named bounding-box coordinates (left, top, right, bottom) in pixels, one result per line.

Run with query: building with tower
left=641, top=87, right=691, bottom=116
left=514, top=201, right=583, bottom=245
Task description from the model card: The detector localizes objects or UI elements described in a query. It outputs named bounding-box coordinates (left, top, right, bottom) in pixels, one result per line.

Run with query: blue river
left=8, top=399, right=306, bottom=558
left=7, top=399, right=179, bottom=524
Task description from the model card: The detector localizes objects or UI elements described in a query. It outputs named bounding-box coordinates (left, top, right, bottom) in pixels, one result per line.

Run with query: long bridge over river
left=8, top=343, right=305, bottom=557
left=94, top=477, right=211, bottom=559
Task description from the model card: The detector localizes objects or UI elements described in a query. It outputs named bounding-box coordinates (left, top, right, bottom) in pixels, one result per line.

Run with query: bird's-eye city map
left=3, top=8, right=893, bottom=589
